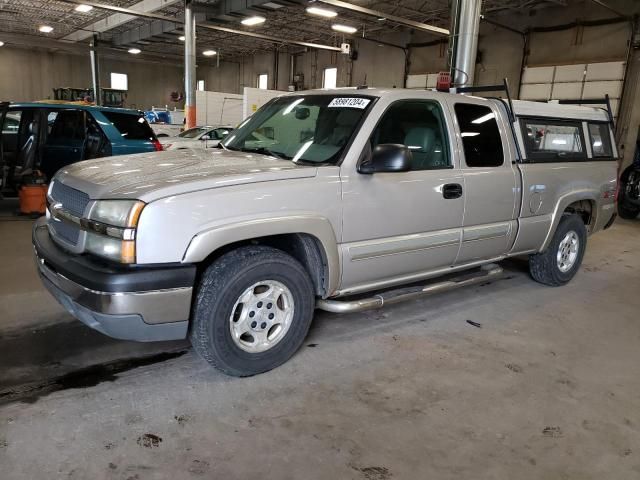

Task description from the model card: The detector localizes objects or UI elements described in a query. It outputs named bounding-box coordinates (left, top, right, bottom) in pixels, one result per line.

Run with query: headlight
left=83, top=200, right=145, bottom=263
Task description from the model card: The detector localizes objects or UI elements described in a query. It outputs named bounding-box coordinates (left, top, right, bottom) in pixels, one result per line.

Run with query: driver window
left=371, top=100, right=450, bottom=170
left=47, top=110, right=86, bottom=144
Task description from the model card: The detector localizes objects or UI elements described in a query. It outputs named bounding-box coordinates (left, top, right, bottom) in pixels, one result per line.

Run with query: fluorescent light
left=306, top=6, right=338, bottom=18
left=331, top=24, right=357, bottom=34
left=552, top=139, right=567, bottom=145
left=203, top=50, right=217, bottom=56
left=75, top=4, right=93, bottom=13
left=471, top=112, right=495, bottom=124
left=39, top=25, right=54, bottom=33
left=241, top=16, right=266, bottom=26
left=178, top=35, right=185, bottom=41
left=461, top=132, right=480, bottom=137
left=128, top=48, right=141, bottom=54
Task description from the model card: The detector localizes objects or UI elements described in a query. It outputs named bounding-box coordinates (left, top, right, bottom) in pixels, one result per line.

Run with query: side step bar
left=316, top=264, right=504, bottom=314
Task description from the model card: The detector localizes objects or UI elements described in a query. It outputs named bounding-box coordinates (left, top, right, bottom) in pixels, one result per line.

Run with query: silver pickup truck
left=33, top=88, right=618, bottom=376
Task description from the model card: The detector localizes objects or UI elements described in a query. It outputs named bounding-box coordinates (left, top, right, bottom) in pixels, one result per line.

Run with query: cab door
left=448, top=99, right=519, bottom=264
left=339, top=98, right=464, bottom=293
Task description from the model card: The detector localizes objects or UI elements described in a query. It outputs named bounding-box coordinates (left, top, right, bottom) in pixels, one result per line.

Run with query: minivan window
left=48, top=110, right=85, bottom=142
left=2, top=111, right=21, bottom=133
left=102, top=111, right=156, bottom=141
left=520, top=118, right=586, bottom=162
left=588, top=122, right=614, bottom=158
left=371, top=100, right=450, bottom=170
left=454, top=103, right=504, bottom=167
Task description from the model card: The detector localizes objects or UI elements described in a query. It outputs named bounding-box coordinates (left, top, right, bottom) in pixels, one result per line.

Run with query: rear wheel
left=190, top=246, right=315, bottom=376
left=529, top=214, right=587, bottom=286
left=618, top=203, right=639, bottom=220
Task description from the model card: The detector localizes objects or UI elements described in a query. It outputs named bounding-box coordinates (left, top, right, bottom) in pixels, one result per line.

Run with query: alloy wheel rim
left=557, top=231, right=579, bottom=273
left=229, top=280, right=295, bottom=353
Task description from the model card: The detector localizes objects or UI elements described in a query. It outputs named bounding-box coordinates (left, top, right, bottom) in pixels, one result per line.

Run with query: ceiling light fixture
left=179, top=35, right=185, bottom=41
left=241, top=16, right=266, bottom=26
left=0, top=41, right=4, bottom=47
left=331, top=24, right=357, bottom=34
left=203, top=50, right=217, bottom=56
left=39, top=25, right=54, bottom=33
left=306, top=6, right=338, bottom=18
left=128, top=48, right=141, bottom=54
left=75, top=4, right=93, bottom=13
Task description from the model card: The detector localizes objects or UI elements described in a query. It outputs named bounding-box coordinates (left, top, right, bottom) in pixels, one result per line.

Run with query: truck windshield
left=222, top=95, right=374, bottom=164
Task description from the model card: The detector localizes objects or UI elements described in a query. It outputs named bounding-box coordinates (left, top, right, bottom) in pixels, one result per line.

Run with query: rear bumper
left=33, top=218, right=195, bottom=341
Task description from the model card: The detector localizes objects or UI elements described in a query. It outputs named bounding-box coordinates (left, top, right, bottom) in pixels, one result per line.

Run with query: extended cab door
left=339, top=98, right=464, bottom=294
left=448, top=99, right=519, bottom=264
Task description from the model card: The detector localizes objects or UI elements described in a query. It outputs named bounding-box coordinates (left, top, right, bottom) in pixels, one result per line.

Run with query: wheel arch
left=540, top=191, right=598, bottom=252
left=182, top=215, right=340, bottom=298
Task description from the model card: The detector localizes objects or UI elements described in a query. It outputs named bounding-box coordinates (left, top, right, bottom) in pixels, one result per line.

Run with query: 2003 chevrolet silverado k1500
left=33, top=88, right=618, bottom=376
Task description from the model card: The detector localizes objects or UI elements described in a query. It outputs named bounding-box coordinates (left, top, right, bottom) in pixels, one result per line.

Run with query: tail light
left=152, top=139, right=163, bottom=151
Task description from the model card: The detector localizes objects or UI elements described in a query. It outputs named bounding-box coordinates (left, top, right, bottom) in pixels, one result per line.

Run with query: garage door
left=520, top=61, right=625, bottom=118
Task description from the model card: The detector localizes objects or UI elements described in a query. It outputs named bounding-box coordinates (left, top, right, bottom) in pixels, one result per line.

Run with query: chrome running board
left=316, top=264, right=504, bottom=314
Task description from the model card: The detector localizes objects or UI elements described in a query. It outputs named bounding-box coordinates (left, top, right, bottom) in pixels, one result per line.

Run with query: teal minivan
left=0, top=102, right=162, bottom=195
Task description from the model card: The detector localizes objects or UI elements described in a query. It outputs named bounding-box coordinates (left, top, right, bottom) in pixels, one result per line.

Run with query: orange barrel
left=19, top=184, right=48, bottom=215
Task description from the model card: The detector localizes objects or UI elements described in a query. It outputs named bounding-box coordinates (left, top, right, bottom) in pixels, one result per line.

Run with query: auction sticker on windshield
left=328, top=97, right=371, bottom=109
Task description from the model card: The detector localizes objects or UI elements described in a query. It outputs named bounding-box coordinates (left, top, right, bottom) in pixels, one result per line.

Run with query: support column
left=90, top=34, right=101, bottom=106
left=184, top=0, right=197, bottom=129
left=450, top=0, right=481, bottom=86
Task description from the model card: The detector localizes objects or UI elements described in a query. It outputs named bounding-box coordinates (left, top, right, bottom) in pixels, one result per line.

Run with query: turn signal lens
left=121, top=240, right=137, bottom=264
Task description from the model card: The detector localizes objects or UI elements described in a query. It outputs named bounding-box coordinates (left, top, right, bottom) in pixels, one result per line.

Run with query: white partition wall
left=195, top=90, right=243, bottom=126
left=242, top=87, right=283, bottom=120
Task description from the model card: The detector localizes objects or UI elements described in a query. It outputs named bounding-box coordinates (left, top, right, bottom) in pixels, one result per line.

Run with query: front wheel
left=190, top=246, right=315, bottom=376
left=529, top=214, right=587, bottom=286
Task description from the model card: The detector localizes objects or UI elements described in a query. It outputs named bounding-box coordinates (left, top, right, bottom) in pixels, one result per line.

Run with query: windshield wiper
left=238, top=147, right=291, bottom=160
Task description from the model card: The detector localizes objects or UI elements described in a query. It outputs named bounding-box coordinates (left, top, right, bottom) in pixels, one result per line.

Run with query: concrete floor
left=1, top=209, right=639, bottom=479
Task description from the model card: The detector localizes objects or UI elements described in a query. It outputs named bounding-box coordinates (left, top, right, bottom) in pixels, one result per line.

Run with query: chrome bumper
left=35, top=253, right=191, bottom=342
left=33, top=218, right=193, bottom=342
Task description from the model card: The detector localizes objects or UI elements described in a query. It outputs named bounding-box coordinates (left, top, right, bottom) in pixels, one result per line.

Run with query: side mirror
left=295, top=107, right=310, bottom=120
left=359, top=144, right=412, bottom=174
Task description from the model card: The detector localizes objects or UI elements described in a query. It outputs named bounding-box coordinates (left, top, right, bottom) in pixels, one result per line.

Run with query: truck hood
left=55, top=149, right=317, bottom=202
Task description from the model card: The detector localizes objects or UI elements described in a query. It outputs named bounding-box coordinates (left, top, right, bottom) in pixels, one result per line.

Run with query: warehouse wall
left=0, top=45, right=185, bottom=109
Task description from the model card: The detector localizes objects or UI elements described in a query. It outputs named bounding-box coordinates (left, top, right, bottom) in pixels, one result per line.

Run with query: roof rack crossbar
left=451, top=78, right=516, bottom=124
left=557, top=94, right=615, bottom=126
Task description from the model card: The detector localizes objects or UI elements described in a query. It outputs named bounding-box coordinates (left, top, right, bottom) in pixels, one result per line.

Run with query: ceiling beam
left=56, top=0, right=341, bottom=51
left=61, top=0, right=181, bottom=42
left=315, top=0, right=450, bottom=36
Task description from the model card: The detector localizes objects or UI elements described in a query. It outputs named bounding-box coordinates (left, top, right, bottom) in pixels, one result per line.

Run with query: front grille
left=51, top=220, right=80, bottom=245
left=50, top=182, right=90, bottom=217
left=49, top=181, right=90, bottom=246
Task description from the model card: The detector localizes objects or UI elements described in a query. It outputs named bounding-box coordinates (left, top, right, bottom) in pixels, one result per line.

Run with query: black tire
left=618, top=203, right=639, bottom=220
left=529, top=214, right=587, bottom=287
left=190, top=245, right=315, bottom=376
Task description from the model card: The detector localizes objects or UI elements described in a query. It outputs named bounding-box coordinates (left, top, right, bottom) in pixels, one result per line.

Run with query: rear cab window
left=101, top=111, right=157, bottom=141
left=519, top=118, right=586, bottom=162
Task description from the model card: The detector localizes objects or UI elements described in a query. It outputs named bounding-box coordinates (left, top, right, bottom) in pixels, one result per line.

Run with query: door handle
left=442, top=183, right=463, bottom=199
